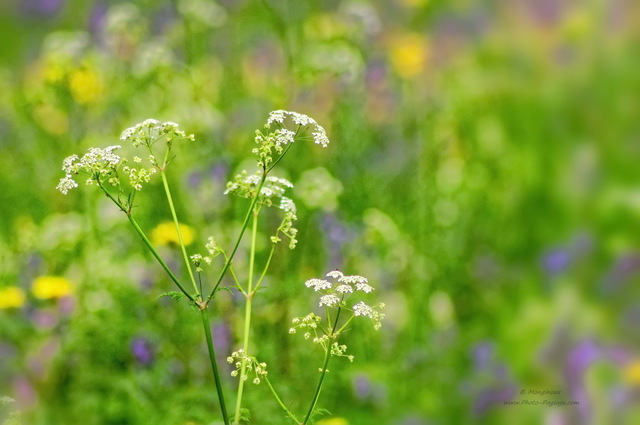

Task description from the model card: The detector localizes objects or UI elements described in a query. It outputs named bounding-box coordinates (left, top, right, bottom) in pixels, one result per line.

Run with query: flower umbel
left=227, top=349, right=268, bottom=385
left=291, top=271, right=385, bottom=356
left=253, top=110, right=330, bottom=168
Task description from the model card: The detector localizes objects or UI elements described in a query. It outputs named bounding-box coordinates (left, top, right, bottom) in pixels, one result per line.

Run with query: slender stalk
left=253, top=243, right=276, bottom=293
left=233, top=212, right=259, bottom=425
left=161, top=171, right=200, bottom=297
left=205, top=175, right=267, bottom=304
left=264, top=376, right=300, bottom=424
left=126, top=213, right=196, bottom=304
left=302, top=307, right=343, bottom=425
left=201, top=309, right=230, bottom=425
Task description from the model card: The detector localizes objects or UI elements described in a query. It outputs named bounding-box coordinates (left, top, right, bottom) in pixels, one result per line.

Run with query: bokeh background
left=1, top=0, right=639, bottom=424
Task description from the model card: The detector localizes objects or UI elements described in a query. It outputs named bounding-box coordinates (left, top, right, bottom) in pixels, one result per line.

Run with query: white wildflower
left=56, top=175, right=79, bottom=194
left=355, top=282, right=374, bottom=293
left=319, top=294, right=340, bottom=307
left=335, top=284, right=353, bottom=294
left=305, top=278, right=332, bottom=291
left=326, top=270, right=343, bottom=279
left=338, top=275, right=368, bottom=284
left=353, top=301, right=373, bottom=318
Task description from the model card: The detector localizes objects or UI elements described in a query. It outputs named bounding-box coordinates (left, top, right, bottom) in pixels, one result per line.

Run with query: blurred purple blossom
left=353, top=373, right=372, bottom=400
left=320, top=213, right=350, bottom=269
left=543, top=249, right=571, bottom=274
left=212, top=321, right=231, bottom=361
left=19, top=0, right=64, bottom=17
left=472, top=341, right=494, bottom=370
left=131, top=337, right=154, bottom=366
left=565, top=340, right=630, bottom=420
left=89, top=1, right=108, bottom=39
left=474, top=385, right=517, bottom=416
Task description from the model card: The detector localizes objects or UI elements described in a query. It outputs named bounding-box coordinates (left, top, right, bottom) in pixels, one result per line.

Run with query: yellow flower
left=316, top=418, right=349, bottom=425
left=68, top=67, right=104, bottom=105
left=151, top=222, right=195, bottom=247
left=32, top=276, right=73, bottom=299
left=388, top=33, right=429, bottom=79
left=623, top=361, right=640, bottom=385
left=0, top=287, right=26, bottom=309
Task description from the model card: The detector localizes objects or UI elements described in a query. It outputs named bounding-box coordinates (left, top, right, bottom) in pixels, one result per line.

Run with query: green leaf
left=156, top=291, right=184, bottom=302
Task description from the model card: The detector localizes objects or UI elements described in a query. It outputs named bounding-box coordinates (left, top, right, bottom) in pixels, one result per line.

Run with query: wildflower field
left=0, top=1, right=639, bottom=424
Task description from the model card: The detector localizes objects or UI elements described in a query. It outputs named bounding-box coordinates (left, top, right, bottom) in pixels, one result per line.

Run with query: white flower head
left=305, top=278, right=332, bottom=291
left=335, top=284, right=353, bottom=294
left=56, top=175, right=79, bottom=194
left=353, top=301, right=373, bottom=318
left=319, top=294, right=340, bottom=307
left=326, top=270, right=343, bottom=279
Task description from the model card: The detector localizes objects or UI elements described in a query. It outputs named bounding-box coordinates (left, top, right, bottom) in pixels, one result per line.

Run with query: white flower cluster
left=301, top=270, right=385, bottom=330
left=224, top=172, right=294, bottom=205
left=225, top=171, right=299, bottom=249
left=226, top=349, right=268, bottom=385
left=273, top=196, right=298, bottom=249
left=288, top=313, right=331, bottom=348
left=266, top=110, right=330, bottom=148
left=57, top=145, right=123, bottom=194
left=120, top=118, right=195, bottom=148
left=253, top=110, right=330, bottom=167
left=190, top=236, right=223, bottom=272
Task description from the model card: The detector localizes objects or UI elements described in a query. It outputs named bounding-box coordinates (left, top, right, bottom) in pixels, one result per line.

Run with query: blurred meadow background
left=1, top=0, right=639, bottom=424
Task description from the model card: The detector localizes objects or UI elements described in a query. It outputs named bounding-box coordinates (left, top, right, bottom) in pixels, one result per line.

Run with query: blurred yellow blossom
left=623, top=361, right=640, bottom=385
left=317, top=418, right=349, bottom=425
left=151, top=222, right=195, bottom=246
left=388, top=33, right=429, bottom=78
left=69, top=67, right=104, bottom=105
left=32, top=276, right=73, bottom=299
left=0, top=287, right=26, bottom=309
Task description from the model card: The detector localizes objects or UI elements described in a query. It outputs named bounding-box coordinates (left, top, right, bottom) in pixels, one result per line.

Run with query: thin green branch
left=161, top=170, right=200, bottom=297
left=233, top=212, right=259, bottom=425
left=252, top=243, right=276, bottom=294
left=200, top=309, right=230, bottom=425
left=303, top=306, right=343, bottom=425
left=126, top=214, right=197, bottom=305
left=264, top=376, right=300, bottom=424
left=205, top=175, right=267, bottom=304
left=97, top=182, right=195, bottom=304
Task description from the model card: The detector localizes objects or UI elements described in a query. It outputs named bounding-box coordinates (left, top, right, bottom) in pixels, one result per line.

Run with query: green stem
left=205, top=175, right=267, bottom=304
left=267, top=143, right=293, bottom=173
left=233, top=212, right=259, bottom=425
left=264, top=376, right=300, bottom=424
left=161, top=171, right=200, bottom=297
left=302, top=307, right=343, bottom=425
left=253, top=243, right=276, bottom=293
left=200, top=309, right=230, bottom=425
left=126, top=214, right=196, bottom=304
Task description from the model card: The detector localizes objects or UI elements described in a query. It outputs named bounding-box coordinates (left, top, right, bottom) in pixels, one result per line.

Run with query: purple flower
left=19, top=0, right=64, bottom=17
left=212, top=322, right=231, bottom=356
left=131, top=338, right=154, bottom=366
left=472, top=342, right=494, bottom=371
left=474, top=385, right=517, bottom=415
left=353, top=373, right=372, bottom=400
left=543, top=249, right=571, bottom=274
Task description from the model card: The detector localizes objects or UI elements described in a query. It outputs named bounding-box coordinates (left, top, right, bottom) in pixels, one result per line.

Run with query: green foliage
left=0, top=1, right=639, bottom=425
